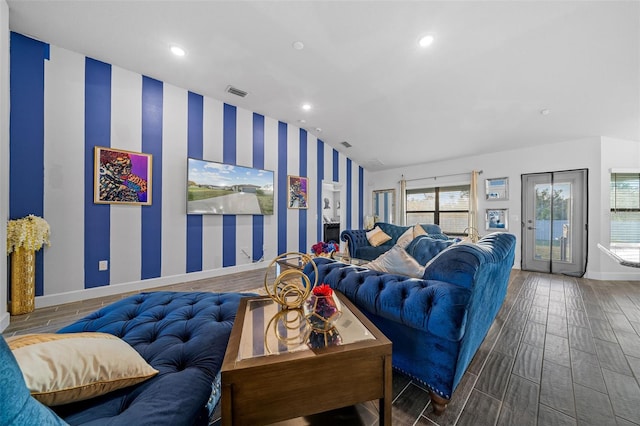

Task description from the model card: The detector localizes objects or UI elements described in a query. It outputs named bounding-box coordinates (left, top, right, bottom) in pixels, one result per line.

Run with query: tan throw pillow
left=413, top=223, right=427, bottom=238
left=365, top=244, right=425, bottom=278
left=366, top=226, right=392, bottom=247
left=396, top=227, right=414, bottom=248
left=8, top=332, right=159, bottom=406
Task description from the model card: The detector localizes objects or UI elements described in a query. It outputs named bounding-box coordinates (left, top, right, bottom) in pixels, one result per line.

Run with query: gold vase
left=10, top=247, right=36, bottom=315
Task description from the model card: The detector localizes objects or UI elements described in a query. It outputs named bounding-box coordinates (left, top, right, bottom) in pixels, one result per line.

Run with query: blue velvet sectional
left=1, top=291, right=254, bottom=426
left=304, top=232, right=516, bottom=414
left=341, top=222, right=449, bottom=261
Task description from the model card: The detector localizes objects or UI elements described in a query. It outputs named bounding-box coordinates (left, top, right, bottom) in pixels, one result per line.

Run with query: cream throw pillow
left=364, top=244, right=425, bottom=278
left=413, top=223, right=427, bottom=237
left=396, top=227, right=414, bottom=248
left=366, top=226, right=392, bottom=247
left=8, top=332, right=159, bottom=406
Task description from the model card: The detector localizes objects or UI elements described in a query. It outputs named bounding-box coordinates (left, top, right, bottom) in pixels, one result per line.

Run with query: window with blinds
left=610, top=173, right=640, bottom=245
left=406, top=185, right=470, bottom=235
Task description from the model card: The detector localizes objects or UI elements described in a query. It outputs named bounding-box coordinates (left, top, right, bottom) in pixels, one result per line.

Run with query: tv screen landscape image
left=187, top=158, right=274, bottom=215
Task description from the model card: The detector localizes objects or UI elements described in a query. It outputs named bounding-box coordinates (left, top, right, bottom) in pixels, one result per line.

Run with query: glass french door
left=521, top=169, right=588, bottom=276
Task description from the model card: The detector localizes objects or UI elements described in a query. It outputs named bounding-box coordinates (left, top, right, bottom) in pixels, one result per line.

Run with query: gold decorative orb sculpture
left=264, top=252, right=318, bottom=309
left=264, top=308, right=310, bottom=354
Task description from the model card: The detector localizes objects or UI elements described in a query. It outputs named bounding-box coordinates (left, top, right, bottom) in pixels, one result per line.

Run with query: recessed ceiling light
left=302, top=103, right=312, bottom=111
left=170, top=45, right=186, bottom=57
left=298, top=119, right=306, bottom=124
left=540, top=108, right=551, bottom=116
left=292, top=41, right=305, bottom=50
left=418, top=35, right=435, bottom=48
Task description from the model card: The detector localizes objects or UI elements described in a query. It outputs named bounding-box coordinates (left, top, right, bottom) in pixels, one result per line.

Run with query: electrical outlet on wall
left=98, top=260, right=108, bottom=271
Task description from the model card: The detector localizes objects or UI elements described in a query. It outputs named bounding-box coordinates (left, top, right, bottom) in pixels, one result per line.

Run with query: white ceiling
left=7, top=0, right=640, bottom=171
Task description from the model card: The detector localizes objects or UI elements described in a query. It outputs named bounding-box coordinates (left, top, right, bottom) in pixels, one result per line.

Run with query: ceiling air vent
left=226, top=85, right=248, bottom=98
left=340, top=141, right=352, bottom=148
left=364, top=158, right=385, bottom=169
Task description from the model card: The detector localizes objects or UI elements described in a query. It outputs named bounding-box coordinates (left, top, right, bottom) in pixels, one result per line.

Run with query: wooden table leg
left=380, top=354, right=393, bottom=425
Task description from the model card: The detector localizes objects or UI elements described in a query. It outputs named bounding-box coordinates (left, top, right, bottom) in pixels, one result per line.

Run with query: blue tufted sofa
left=341, top=222, right=449, bottom=261
left=304, top=232, right=516, bottom=414
left=30, top=291, right=254, bottom=426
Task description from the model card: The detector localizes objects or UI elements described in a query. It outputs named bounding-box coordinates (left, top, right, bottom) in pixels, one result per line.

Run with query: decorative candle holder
left=303, top=284, right=342, bottom=331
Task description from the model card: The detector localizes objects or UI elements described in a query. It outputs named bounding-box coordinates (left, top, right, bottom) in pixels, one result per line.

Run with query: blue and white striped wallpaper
left=9, top=32, right=365, bottom=302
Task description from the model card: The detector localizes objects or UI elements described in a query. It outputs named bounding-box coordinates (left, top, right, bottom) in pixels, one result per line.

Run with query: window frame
left=610, top=172, right=640, bottom=247
left=406, top=184, right=470, bottom=236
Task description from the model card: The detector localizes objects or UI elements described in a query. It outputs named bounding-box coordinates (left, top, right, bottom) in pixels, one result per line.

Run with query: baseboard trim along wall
left=34, top=261, right=267, bottom=309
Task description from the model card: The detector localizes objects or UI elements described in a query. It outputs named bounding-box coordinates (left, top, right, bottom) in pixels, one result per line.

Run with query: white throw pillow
left=364, top=244, right=425, bottom=278
left=396, top=227, right=414, bottom=248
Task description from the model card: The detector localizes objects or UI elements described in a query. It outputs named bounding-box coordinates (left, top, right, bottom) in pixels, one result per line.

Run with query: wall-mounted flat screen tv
left=187, top=158, right=274, bottom=215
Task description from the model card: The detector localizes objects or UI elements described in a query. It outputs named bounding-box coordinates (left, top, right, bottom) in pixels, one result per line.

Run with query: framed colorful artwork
left=485, top=177, right=509, bottom=200
left=287, top=175, right=309, bottom=209
left=486, top=208, right=508, bottom=231
left=94, top=147, right=152, bottom=205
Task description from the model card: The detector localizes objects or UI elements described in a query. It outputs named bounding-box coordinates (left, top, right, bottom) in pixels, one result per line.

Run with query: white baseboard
left=34, top=262, right=267, bottom=309
left=0, top=311, right=10, bottom=333
left=585, top=270, right=640, bottom=281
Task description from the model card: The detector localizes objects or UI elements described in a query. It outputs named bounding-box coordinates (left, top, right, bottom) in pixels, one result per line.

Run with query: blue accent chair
left=304, top=232, right=516, bottom=414
left=340, top=222, right=449, bottom=261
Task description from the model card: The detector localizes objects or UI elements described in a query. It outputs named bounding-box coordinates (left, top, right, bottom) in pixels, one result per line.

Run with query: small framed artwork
left=287, top=175, right=309, bottom=209
left=486, top=209, right=508, bottom=231
left=485, top=177, right=509, bottom=200
left=94, top=147, right=152, bottom=205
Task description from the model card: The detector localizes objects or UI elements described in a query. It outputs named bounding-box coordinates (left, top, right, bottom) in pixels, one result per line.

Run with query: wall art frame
left=372, top=189, right=396, bottom=224
left=287, top=175, right=309, bottom=209
left=94, top=146, right=152, bottom=205
left=486, top=208, right=508, bottom=231
left=485, top=177, right=509, bottom=201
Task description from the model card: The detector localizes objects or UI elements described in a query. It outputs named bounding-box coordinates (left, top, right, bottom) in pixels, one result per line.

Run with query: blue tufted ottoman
left=52, top=291, right=255, bottom=426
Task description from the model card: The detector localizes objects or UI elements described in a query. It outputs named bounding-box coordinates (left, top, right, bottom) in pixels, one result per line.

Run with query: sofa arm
left=305, top=258, right=471, bottom=342
left=422, top=233, right=516, bottom=289
left=374, top=278, right=471, bottom=341
left=340, top=229, right=370, bottom=256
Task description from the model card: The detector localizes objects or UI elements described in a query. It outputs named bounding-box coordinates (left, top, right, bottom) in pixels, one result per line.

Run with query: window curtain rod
left=399, top=170, right=483, bottom=183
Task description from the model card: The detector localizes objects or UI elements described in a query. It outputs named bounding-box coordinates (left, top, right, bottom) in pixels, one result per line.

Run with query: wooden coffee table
left=221, top=292, right=392, bottom=425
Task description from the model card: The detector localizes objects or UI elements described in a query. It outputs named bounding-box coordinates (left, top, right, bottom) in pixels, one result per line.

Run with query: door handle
left=527, top=226, right=536, bottom=230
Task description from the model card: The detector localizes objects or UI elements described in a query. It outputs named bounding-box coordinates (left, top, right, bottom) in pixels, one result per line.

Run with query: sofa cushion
left=0, top=336, right=68, bottom=426
left=305, top=259, right=471, bottom=341
left=406, top=235, right=456, bottom=267
left=7, top=332, right=158, bottom=406
left=366, top=226, right=392, bottom=247
left=365, top=244, right=425, bottom=278
left=53, top=291, right=253, bottom=426
left=356, top=245, right=391, bottom=261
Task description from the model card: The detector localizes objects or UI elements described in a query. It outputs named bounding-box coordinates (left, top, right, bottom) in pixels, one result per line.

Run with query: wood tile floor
left=3, top=269, right=640, bottom=425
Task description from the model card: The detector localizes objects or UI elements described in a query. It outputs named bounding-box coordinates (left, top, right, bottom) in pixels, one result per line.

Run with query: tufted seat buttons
left=54, top=291, right=257, bottom=425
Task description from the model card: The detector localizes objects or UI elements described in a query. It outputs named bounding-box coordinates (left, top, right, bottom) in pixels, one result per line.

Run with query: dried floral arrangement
left=6, top=215, right=51, bottom=254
